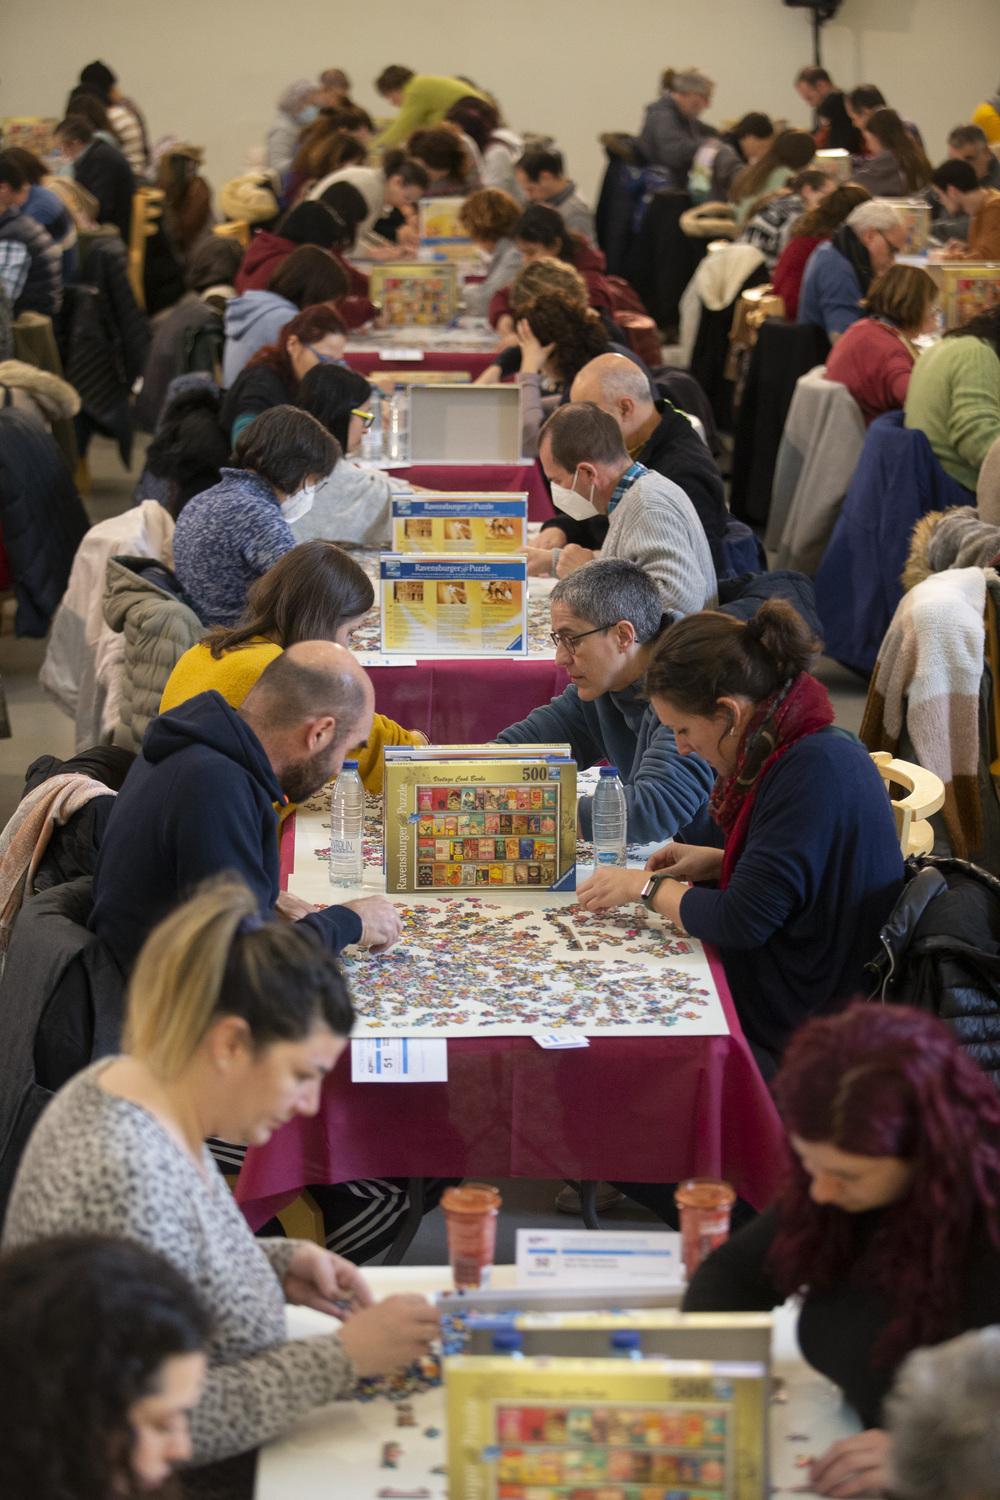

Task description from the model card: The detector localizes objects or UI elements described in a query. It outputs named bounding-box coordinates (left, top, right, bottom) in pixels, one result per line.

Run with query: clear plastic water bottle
left=387, top=383, right=409, bottom=462
left=610, top=1328, right=643, bottom=1360
left=491, top=1328, right=524, bottom=1359
left=592, top=766, right=627, bottom=867
left=361, top=390, right=383, bottom=461
left=329, top=760, right=365, bottom=888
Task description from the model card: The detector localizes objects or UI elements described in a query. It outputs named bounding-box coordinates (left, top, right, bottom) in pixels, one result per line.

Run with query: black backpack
left=867, top=854, right=1000, bottom=1083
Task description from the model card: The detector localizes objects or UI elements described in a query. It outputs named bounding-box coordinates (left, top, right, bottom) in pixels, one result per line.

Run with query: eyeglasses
left=351, top=408, right=375, bottom=429
left=305, top=343, right=339, bottom=365
left=549, top=623, right=616, bottom=656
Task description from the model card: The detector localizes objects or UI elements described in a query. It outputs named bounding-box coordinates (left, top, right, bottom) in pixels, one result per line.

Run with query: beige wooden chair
left=870, top=752, right=945, bottom=857
left=224, top=1179, right=325, bottom=1243
left=127, top=187, right=165, bottom=308
left=213, top=219, right=251, bottom=250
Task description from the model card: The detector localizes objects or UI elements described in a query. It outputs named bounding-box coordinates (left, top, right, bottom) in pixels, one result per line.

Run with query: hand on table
left=645, top=843, right=724, bottom=884
left=556, top=544, right=595, bottom=577
left=283, top=1241, right=374, bottom=1316
left=526, top=547, right=555, bottom=576
left=515, top=317, right=556, bottom=375
left=337, top=1293, right=442, bottom=1377
left=340, top=894, right=404, bottom=953
left=577, top=867, right=647, bottom=912
left=275, top=890, right=319, bottom=923
left=536, top=525, right=568, bottom=550
left=809, top=1430, right=893, bottom=1498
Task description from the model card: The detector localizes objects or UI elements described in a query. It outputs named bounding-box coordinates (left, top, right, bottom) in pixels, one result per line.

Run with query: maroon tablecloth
left=345, top=349, right=499, bottom=381
left=386, top=461, right=555, bottom=522
left=371, top=658, right=568, bottom=741
left=235, top=833, right=787, bottom=1229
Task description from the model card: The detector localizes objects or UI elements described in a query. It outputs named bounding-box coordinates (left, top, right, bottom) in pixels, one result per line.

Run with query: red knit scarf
left=710, top=672, right=835, bottom=888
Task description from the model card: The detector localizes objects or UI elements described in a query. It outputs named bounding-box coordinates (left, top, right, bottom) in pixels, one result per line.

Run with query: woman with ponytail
left=578, top=600, right=904, bottom=1071
left=4, top=877, right=440, bottom=1498
left=683, top=1003, right=1000, bottom=1496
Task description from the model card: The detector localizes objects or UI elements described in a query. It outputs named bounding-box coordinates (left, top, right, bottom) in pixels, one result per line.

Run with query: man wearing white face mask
left=174, top=407, right=335, bottom=628
left=531, top=402, right=717, bottom=617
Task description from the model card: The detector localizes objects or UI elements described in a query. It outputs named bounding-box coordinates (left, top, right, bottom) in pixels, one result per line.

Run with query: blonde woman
left=3, top=879, right=439, bottom=1498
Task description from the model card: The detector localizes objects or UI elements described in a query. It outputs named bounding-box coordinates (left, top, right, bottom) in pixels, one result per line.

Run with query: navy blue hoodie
left=89, top=690, right=363, bottom=972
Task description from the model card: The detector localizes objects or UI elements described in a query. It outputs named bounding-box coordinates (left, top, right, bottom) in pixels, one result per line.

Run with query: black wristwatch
left=640, top=873, right=668, bottom=913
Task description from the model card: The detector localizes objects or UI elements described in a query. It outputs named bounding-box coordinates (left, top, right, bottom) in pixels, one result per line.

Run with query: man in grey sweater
left=638, top=70, right=716, bottom=184
left=535, top=401, right=717, bottom=615
left=498, top=559, right=714, bottom=844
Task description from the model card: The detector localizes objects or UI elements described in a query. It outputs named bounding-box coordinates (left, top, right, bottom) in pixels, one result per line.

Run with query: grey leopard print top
left=3, top=1061, right=356, bottom=1469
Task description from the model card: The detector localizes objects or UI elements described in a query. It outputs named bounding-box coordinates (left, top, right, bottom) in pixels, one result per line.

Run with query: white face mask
left=550, top=466, right=598, bottom=521
left=281, top=482, right=318, bottom=524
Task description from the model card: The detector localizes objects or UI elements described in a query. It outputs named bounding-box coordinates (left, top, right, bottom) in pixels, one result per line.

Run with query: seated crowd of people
left=4, top=47, right=1000, bottom=1500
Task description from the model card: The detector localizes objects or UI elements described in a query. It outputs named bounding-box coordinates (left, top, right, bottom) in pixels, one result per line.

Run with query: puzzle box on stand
left=392, top=494, right=527, bottom=553
left=445, top=1354, right=768, bottom=1500
left=367, top=261, right=458, bottom=325
left=380, top=555, right=528, bottom=655
left=382, top=745, right=577, bottom=893
left=418, top=195, right=473, bottom=261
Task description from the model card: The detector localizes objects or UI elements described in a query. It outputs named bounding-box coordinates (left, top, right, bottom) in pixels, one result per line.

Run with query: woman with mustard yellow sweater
left=161, top=541, right=426, bottom=791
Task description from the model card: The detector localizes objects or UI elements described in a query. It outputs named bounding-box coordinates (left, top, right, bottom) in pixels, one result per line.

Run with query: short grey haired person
left=845, top=200, right=906, bottom=239
left=887, top=1325, right=1000, bottom=1500
left=671, top=71, right=713, bottom=100
left=551, top=559, right=665, bottom=646
left=947, top=123, right=990, bottom=152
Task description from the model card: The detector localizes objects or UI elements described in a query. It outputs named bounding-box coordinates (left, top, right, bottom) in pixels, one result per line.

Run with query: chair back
left=213, top=220, right=251, bottom=249
left=767, top=367, right=866, bottom=573
left=128, top=187, right=165, bottom=309
left=870, top=752, right=945, bottom=857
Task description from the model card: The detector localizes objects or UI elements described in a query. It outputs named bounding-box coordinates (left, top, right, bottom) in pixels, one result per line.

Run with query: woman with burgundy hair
left=220, top=302, right=348, bottom=444
left=577, top=599, right=904, bottom=1073
left=683, top=1003, right=1000, bottom=1496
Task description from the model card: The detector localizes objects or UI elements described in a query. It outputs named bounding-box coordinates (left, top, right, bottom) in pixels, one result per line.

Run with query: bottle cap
left=341, top=759, right=359, bottom=770
left=491, top=1328, right=523, bottom=1352
left=598, top=766, right=619, bottom=777
left=610, top=1328, right=642, bottom=1350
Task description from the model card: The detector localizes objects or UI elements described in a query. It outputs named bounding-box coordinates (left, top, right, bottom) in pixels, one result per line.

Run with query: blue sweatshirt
left=89, top=690, right=362, bottom=972
left=498, top=679, right=715, bottom=844
left=798, top=240, right=864, bottom=338
left=173, top=468, right=294, bottom=627
left=679, top=728, right=903, bottom=1063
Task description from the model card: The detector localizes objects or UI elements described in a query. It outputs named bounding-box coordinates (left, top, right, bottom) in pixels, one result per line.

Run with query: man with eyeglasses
left=497, top=559, right=714, bottom=846
left=798, top=200, right=907, bottom=343
left=532, top=402, right=717, bottom=616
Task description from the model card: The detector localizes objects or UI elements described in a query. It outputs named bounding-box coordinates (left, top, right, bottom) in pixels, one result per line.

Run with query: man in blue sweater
left=798, top=200, right=906, bottom=340
left=90, top=642, right=401, bottom=972
left=498, top=560, right=715, bottom=845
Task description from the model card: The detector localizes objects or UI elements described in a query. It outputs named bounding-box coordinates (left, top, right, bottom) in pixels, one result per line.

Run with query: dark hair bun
left=743, top=599, right=821, bottom=680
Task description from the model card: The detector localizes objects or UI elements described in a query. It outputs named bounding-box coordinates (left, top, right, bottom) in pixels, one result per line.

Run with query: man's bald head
left=569, top=355, right=656, bottom=444
left=243, top=641, right=372, bottom=741
left=240, top=643, right=376, bottom=805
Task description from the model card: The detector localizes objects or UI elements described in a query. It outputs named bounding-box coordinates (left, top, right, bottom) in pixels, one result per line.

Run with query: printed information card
left=516, top=1229, right=684, bottom=1288
left=350, top=1037, right=448, bottom=1081
left=392, top=493, right=527, bottom=553
left=380, top=554, right=528, bottom=656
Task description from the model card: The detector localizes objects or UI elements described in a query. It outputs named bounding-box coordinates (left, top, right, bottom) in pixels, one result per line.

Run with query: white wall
left=3, top=0, right=999, bottom=205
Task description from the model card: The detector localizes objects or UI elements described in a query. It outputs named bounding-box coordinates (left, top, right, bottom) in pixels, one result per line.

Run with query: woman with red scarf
left=684, top=1003, right=1000, bottom=1495
left=577, top=599, right=904, bottom=1074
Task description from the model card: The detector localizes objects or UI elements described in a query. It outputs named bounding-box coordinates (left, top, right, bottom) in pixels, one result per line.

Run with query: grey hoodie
left=222, top=290, right=296, bottom=386
left=101, top=555, right=202, bottom=751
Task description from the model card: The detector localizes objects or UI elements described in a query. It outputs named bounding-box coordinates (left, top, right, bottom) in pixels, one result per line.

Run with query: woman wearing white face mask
left=172, top=405, right=337, bottom=628
left=266, top=78, right=323, bottom=179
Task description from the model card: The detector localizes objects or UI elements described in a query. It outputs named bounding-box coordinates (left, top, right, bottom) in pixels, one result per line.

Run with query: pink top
left=824, top=316, right=916, bottom=425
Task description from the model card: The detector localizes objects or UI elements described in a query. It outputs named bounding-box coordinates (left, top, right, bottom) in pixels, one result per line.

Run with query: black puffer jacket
left=22, top=747, right=135, bottom=893
left=868, top=854, right=1000, bottom=1082
left=0, top=408, right=89, bottom=636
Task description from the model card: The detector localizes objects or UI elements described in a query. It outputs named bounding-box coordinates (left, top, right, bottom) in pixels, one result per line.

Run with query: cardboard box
left=419, top=195, right=474, bottom=261
left=939, top=262, right=1000, bottom=329
left=380, top=554, right=528, bottom=655
left=877, top=198, right=931, bottom=255
left=445, top=1354, right=768, bottom=1500
left=382, top=749, right=577, bottom=893
left=408, top=384, right=523, bottom=463
left=392, top=494, right=527, bottom=553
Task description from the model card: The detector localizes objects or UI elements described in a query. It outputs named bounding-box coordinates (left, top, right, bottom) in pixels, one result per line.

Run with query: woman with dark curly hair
left=682, top=1002, right=1000, bottom=1496
left=0, top=1234, right=210, bottom=1498
left=477, top=291, right=654, bottom=455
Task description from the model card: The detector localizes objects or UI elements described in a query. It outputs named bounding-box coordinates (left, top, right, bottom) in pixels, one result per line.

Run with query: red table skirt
left=371, top=658, right=569, bottom=742
left=345, top=349, right=499, bottom=381
left=236, top=967, right=786, bottom=1230
left=236, top=828, right=788, bottom=1230
left=386, top=461, right=555, bottom=523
